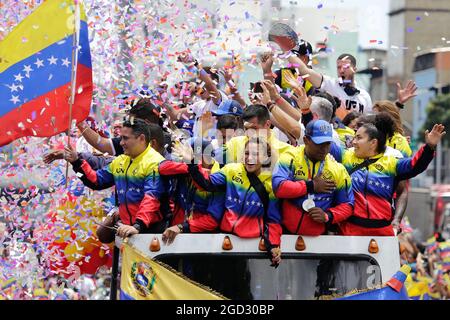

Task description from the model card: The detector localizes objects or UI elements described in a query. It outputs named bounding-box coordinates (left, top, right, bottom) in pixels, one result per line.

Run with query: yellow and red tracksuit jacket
left=330, top=143, right=435, bottom=236
left=188, top=162, right=282, bottom=250
left=72, top=145, right=166, bottom=231
left=158, top=160, right=225, bottom=231
left=272, top=145, right=354, bottom=236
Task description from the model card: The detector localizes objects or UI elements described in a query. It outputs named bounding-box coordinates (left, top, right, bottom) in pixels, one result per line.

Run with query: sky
left=281, top=0, right=391, bottom=50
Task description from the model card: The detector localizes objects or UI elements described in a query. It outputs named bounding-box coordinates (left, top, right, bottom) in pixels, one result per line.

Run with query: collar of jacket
left=130, top=144, right=153, bottom=163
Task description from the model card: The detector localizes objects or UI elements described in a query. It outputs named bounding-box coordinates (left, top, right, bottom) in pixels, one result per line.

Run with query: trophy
left=268, top=23, right=299, bottom=52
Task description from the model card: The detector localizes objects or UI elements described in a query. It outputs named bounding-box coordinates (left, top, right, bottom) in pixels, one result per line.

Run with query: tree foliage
left=419, top=94, right=450, bottom=146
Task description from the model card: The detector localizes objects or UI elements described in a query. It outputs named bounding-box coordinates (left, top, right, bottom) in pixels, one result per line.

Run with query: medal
left=302, top=198, right=315, bottom=211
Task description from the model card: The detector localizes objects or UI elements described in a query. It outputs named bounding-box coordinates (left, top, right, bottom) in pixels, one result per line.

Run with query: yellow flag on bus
left=119, top=243, right=225, bottom=300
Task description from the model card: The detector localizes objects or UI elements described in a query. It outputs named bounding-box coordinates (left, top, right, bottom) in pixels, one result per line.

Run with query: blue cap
left=212, top=100, right=243, bottom=116
left=176, top=118, right=194, bottom=136
left=305, top=120, right=333, bottom=144
left=188, top=137, right=213, bottom=155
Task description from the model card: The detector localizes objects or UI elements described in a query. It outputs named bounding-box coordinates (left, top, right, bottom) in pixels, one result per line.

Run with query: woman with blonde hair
left=373, top=100, right=412, bottom=157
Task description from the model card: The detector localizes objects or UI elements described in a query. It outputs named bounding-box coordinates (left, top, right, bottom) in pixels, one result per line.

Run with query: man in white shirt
left=285, top=52, right=372, bottom=118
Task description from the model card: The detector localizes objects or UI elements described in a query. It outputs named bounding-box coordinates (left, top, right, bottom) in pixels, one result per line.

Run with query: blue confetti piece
left=407, top=27, right=414, bottom=33
left=318, top=3, right=323, bottom=9
left=245, top=12, right=250, bottom=19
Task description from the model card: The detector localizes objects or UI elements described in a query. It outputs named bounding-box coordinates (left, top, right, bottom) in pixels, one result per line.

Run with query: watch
left=177, top=224, right=183, bottom=233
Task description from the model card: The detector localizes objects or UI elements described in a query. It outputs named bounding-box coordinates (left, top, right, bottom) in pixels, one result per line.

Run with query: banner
left=120, top=243, right=225, bottom=300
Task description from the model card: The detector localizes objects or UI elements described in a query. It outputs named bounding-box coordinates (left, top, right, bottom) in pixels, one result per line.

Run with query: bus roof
left=116, top=234, right=400, bottom=283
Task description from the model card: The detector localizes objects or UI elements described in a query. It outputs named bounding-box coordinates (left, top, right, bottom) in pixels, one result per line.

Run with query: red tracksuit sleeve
left=328, top=203, right=353, bottom=224
left=159, top=160, right=189, bottom=175
left=275, top=180, right=309, bottom=198
left=136, top=194, right=162, bottom=227
left=272, top=155, right=314, bottom=199
left=71, top=159, right=115, bottom=190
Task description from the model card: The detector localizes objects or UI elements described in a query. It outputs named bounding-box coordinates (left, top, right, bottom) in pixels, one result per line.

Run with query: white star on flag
left=14, top=73, right=24, bottom=82
left=8, top=83, right=20, bottom=92
left=9, top=95, right=20, bottom=104
left=61, top=58, right=70, bottom=67
left=23, top=65, right=33, bottom=73
left=34, top=58, right=44, bottom=68
left=48, top=56, right=58, bottom=65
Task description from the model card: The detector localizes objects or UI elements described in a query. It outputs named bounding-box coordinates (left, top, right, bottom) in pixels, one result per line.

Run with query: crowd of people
left=42, top=40, right=446, bottom=269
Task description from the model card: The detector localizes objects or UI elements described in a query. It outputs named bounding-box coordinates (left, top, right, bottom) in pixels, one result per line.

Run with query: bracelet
left=267, top=101, right=276, bottom=112
left=301, top=108, right=311, bottom=114
left=177, top=224, right=183, bottom=233
left=395, top=101, right=405, bottom=109
left=274, top=96, right=283, bottom=104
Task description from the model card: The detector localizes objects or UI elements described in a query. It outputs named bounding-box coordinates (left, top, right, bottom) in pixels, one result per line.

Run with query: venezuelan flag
left=0, top=0, right=92, bottom=147
left=336, top=265, right=411, bottom=300
left=120, top=243, right=225, bottom=300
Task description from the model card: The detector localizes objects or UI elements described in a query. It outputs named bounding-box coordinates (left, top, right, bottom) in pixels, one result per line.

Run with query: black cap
left=292, top=39, right=313, bottom=57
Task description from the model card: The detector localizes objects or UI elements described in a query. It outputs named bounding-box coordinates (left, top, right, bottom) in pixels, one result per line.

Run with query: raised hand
left=425, top=124, right=446, bottom=148
left=43, top=149, right=64, bottom=164
left=260, top=52, right=274, bottom=73
left=219, top=68, right=233, bottom=84
left=262, top=80, right=280, bottom=101
left=63, top=144, right=78, bottom=163
left=172, top=140, right=194, bottom=163
left=291, top=86, right=312, bottom=111
left=397, top=80, right=418, bottom=104
left=259, top=82, right=272, bottom=106
left=313, top=176, right=336, bottom=194
left=283, top=70, right=302, bottom=90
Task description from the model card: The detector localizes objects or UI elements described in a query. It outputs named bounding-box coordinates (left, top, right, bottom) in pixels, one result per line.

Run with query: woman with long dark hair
left=331, top=113, right=446, bottom=236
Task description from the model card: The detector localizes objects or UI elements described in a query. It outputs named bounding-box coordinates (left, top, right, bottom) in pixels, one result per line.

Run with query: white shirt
left=273, top=121, right=305, bottom=146
left=384, top=146, right=404, bottom=159
left=320, top=75, right=373, bottom=114
left=190, top=90, right=228, bottom=138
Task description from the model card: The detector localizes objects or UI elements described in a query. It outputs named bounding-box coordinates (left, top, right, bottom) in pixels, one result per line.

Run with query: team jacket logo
left=321, top=169, right=333, bottom=181
left=232, top=172, right=244, bottom=184
left=131, top=261, right=156, bottom=297
left=374, top=164, right=384, bottom=172
left=116, top=167, right=125, bottom=174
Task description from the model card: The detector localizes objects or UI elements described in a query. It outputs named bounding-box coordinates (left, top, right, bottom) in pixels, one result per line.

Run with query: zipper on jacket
left=124, top=160, right=133, bottom=225
left=363, top=167, right=370, bottom=219
left=257, top=216, right=263, bottom=237
left=231, top=185, right=252, bottom=234
left=295, top=210, right=305, bottom=234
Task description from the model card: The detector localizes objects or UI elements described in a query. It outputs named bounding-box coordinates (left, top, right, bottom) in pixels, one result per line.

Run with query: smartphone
left=250, top=82, right=264, bottom=93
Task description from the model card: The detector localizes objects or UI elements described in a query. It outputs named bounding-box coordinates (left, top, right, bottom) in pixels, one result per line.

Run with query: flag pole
left=65, top=0, right=81, bottom=188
